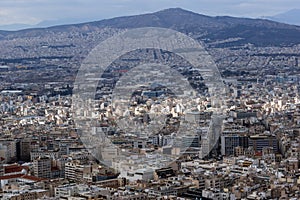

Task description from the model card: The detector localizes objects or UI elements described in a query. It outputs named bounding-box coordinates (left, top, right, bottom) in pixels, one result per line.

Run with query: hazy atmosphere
left=1, top=1, right=300, bottom=199
left=1, top=0, right=300, bottom=29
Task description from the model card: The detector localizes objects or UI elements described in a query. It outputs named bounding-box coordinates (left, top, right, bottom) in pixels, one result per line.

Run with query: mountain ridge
left=1, top=8, right=300, bottom=47
left=2, top=8, right=298, bottom=32
left=267, top=9, right=300, bottom=26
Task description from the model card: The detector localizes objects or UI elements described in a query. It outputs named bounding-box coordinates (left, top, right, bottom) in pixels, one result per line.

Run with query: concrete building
left=19, top=138, right=31, bottom=161
left=0, top=140, right=17, bottom=163
left=33, top=157, right=51, bottom=179
left=30, top=150, right=60, bottom=161
left=55, top=183, right=78, bottom=197
left=249, top=134, right=278, bottom=153
left=221, top=134, right=248, bottom=156
left=64, top=161, right=91, bottom=182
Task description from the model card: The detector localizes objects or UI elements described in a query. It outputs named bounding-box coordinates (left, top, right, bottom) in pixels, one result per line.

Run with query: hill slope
left=1, top=8, right=300, bottom=47
left=268, top=9, right=300, bottom=26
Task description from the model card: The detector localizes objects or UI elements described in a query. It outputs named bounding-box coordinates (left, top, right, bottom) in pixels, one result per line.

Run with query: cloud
left=0, top=8, right=39, bottom=25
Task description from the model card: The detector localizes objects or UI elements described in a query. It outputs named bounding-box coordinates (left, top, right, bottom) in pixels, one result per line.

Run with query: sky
left=0, top=0, right=300, bottom=26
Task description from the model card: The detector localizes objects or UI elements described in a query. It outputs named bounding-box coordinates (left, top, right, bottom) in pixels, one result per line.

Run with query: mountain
left=0, top=23, right=34, bottom=31
left=1, top=8, right=300, bottom=47
left=1, top=8, right=300, bottom=85
left=0, top=19, right=97, bottom=31
left=36, top=18, right=99, bottom=28
left=267, top=9, right=300, bottom=26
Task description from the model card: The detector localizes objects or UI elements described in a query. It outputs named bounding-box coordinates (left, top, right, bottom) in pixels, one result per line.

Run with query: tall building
left=65, top=161, right=85, bottom=182
left=249, top=134, right=278, bottom=153
left=20, top=138, right=31, bottom=161
left=0, top=140, right=17, bottom=163
left=181, top=134, right=201, bottom=149
left=221, top=135, right=248, bottom=156
left=33, top=157, right=51, bottom=178
left=0, top=164, right=4, bottom=176
left=185, top=111, right=201, bottom=123
left=30, top=150, right=60, bottom=161
left=221, top=126, right=249, bottom=156
left=234, top=146, right=245, bottom=156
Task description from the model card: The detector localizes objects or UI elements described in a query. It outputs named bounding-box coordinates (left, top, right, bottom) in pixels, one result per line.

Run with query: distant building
left=249, top=134, right=278, bottom=154
left=2, top=189, right=49, bottom=199
left=148, top=186, right=177, bottom=197
left=235, top=146, right=245, bottom=157
left=126, top=168, right=154, bottom=182
left=30, top=150, right=60, bottom=161
left=19, top=138, right=31, bottom=161
left=154, top=167, right=175, bottom=180
left=65, top=161, right=91, bottom=182
left=185, top=111, right=201, bottom=123
left=181, top=134, right=201, bottom=149
left=142, top=90, right=165, bottom=98
left=0, top=140, right=17, bottom=163
left=0, top=174, right=44, bottom=189
left=232, top=111, right=257, bottom=119
left=33, top=157, right=51, bottom=179
left=221, top=134, right=248, bottom=156
left=55, top=183, right=77, bottom=197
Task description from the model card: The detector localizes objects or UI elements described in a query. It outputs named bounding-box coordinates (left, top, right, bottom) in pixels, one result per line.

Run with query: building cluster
left=0, top=67, right=299, bottom=199
left=0, top=27, right=300, bottom=199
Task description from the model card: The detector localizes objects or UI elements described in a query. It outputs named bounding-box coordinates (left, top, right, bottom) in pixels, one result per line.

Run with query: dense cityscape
left=0, top=7, right=300, bottom=200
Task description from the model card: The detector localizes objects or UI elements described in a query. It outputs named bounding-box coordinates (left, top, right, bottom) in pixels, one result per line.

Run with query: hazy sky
left=0, top=0, right=300, bottom=25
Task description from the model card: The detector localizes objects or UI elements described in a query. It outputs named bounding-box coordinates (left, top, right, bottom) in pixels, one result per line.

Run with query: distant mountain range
left=0, top=18, right=96, bottom=31
left=266, top=9, right=300, bottom=26
left=1, top=8, right=300, bottom=47
left=0, top=23, right=34, bottom=31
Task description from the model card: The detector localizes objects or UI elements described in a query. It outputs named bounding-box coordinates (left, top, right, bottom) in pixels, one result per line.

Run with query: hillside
left=1, top=8, right=300, bottom=47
